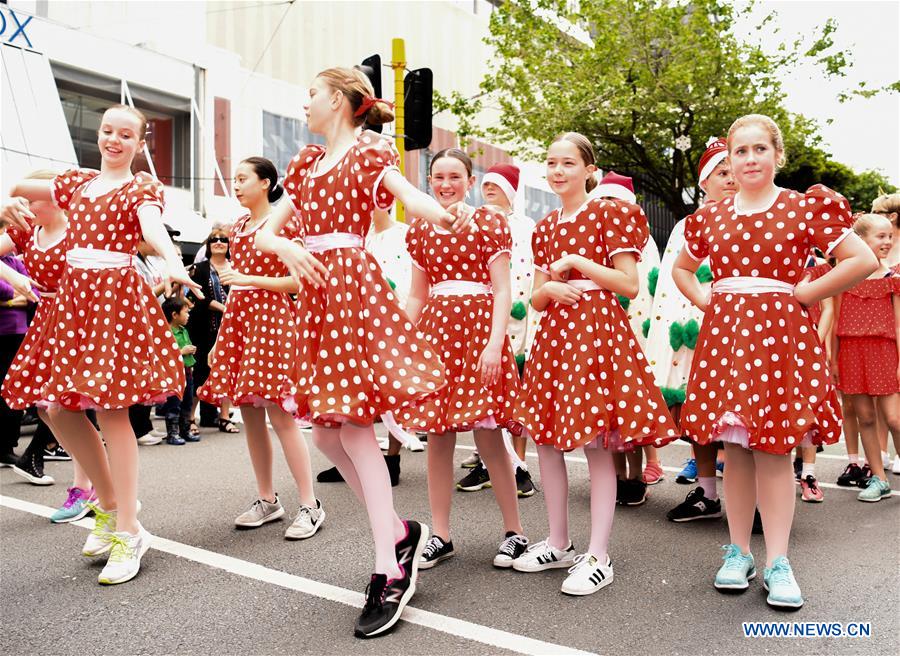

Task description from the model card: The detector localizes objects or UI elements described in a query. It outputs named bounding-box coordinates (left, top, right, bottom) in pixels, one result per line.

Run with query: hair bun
left=268, top=181, right=285, bottom=203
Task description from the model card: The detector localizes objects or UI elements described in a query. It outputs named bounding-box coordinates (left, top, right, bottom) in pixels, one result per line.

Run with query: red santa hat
left=594, top=171, right=636, bottom=204
left=698, top=137, right=728, bottom=184
left=481, top=163, right=520, bottom=206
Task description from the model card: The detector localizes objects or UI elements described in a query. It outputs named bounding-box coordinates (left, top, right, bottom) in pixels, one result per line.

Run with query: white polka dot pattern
left=680, top=185, right=852, bottom=454
left=397, top=208, right=522, bottom=434
left=518, top=198, right=679, bottom=452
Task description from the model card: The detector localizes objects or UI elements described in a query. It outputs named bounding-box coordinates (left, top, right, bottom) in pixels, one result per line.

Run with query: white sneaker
left=82, top=505, right=117, bottom=556
left=98, top=525, right=153, bottom=585
left=561, top=553, right=614, bottom=596
left=234, top=496, right=284, bottom=528
left=137, top=433, right=162, bottom=446
left=284, top=499, right=325, bottom=540
left=150, top=428, right=167, bottom=438
left=405, top=435, right=425, bottom=452
left=892, top=456, right=900, bottom=475
left=512, top=538, right=576, bottom=572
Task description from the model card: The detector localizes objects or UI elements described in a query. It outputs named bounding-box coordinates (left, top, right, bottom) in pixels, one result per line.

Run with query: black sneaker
left=317, top=466, right=345, bottom=483
left=12, top=453, right=54, bottom=485
left=836, top=463, right=863, bottom=487
left=0, top=451, right=17, bottom=467
left=515, top=467, right=535, bottom=498
left=418, top=535, right=454, bottom=569
left=354, top=520, right=428, bottom=639
left=751, top=509, right=764, bottom=535
left=666, top=487, right=723, bottom=522
left=492, top=532, right=529, bottom=568
left=858, top=464, right=873, bottom=488
left=793, top=457, right=802, bottom=483
left=43, top=445, right=72, bottom=461
left=615, top=478, right=625, bottom=504
left=618, top=478, right=647, bottom=506
left=456, top=463, right=491, bottom=491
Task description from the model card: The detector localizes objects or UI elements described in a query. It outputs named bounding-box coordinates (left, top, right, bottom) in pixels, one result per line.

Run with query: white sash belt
left=430, top=280, right=492, bottom=297
left=567, top=279, right=602, bottom=292
left=66, top=248, right=134, bottom=270
left=304, top=232, right=363, bottom=253
left=712, top=276, right=794, bottom=294
left=229, top=284, right=259, bottom=292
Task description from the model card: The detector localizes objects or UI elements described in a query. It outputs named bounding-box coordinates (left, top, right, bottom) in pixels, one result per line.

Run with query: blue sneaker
left=714, top=544, right=756, bottom=590
left=50, top=487, right=97, bottom=523
left=857, top=476, right=891, bottom=502
left=676, top=459, right=697, bottom=484
left=716, top=460, right=725, bottom=477
left=763, top=556, right=804, bottom=608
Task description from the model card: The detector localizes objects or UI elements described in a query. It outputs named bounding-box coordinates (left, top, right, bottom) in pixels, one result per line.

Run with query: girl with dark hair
left=198, top=157, right=324, bottom=541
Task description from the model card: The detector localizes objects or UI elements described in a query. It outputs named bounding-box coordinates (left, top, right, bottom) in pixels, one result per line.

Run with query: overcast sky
left=736, top=0, right=899, bottom=184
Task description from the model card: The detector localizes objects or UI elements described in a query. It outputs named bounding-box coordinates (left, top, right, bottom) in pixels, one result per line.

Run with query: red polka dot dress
left=15, top=169, right=183, bottom=410
left=396, top=208, right=522, bottom=434
left=517, top=198, right=679, bottom=452
left=804, top=260, right=832, bottom=329
left=835, top=271, right=900, bottom=396
left=1, top=222, right=67, bottom=408
left=681, top=186, right=853, bottom=454
left=282, top=131, right=445, bottom=426
left=197, top=213, right=303, bottom=410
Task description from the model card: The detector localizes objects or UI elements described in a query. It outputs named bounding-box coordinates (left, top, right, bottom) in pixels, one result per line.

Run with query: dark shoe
left=836, top=463, right=863, bottom=487
left=619, top=478, right=647, bottom=506
left=384, top=454, right=400, bottom=488
left=751, top=509, right=764, bottom=535
left=0, top=451, right=18, bottom=467
left=317, top=466, right=345, bottom=483
left=857, top=464, right=873, bottom=488
left=180, top=417, right=200, bottom=442
left=43, top=445, right=72, bottom=461
left=667, top=487, right=723, bottom=522
left=165, top=436, right=186, bottom=445
left=12, top=453, right=54, bottom=485
left=218, top=418, right=240, bottom=434
left=793, top=457, right=803, bottom=483
left=418, top=535, right=454, bottom=569
left=456, top=463, right=491, bottom=491
left=515, top=467, right=535, bottom=498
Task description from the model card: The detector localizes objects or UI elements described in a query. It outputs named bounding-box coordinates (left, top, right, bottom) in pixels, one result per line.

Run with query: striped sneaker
left=561, top=553, right=613, bottom=596
left=512, top=538, right=576, bottom=572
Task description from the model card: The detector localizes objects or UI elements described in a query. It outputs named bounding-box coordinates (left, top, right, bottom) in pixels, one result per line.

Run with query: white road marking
left=0, top=495, right=597, bottom=656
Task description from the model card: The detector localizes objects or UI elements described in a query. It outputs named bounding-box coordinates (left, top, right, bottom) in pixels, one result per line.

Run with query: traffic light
left=358, top=54, right=383, bottom=134
left=403, top=67, right=432, bottom=151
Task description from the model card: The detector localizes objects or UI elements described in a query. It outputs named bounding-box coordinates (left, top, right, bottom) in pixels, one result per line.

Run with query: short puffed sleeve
left=532, top=212, right=555, bottom=274
left=602, top=200, right=649, bottom=260
left=124, top=173, right=165, bottom=216
left=890, top=273, right=900, bottom=295
left=355, top=131, right=401, bottom=211
left=476, top=207, right=513, bottom=268
left=51, top=168, right=99, bottom=211
left=5, top=224, right=32, bottom=255
left=683, top=206, right=711, bottom=261
left=283, top=145, right=325, bottom=211
left=806, top=261, right=832, bottom=282
left=280, top=206, right=305, bottom=243
left=405, top=218, right=428, bottom=272
left=803, top=185, right=854, bottom=255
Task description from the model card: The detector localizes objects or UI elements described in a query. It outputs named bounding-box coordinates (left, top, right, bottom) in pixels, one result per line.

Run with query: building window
left=262, top=110, right=323, bottom=176
left=51, top=64, right=191, bottom=189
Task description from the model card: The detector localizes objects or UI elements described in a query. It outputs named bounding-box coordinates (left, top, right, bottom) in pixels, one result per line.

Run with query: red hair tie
left=354, top=96, right=394, bottom=118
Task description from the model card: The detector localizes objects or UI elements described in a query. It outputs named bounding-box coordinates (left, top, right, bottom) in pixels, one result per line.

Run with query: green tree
left=441, top=0, right=887, bottom=218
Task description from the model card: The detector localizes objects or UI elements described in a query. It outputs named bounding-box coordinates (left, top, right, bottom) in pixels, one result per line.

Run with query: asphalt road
left=2, top=417, right=898, bottom=656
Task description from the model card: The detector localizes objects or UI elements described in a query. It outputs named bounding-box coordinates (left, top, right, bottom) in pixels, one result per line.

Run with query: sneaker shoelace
left=720, top=545, right=748, bottom=572
left=363, top=576, right=387, bottom=611
left=62, top=487, right=83, bottom=509
left=497, top=534, right=528, bottom=557
left=522, top=539, right=551, bottom=556
left=803, top=476, right=819, bottom=493
left=106, top=533, right=135, bottom=564
left=422, top=537, right=444, bottom=559
left=768, top=560, right=794, bottom=587
left=567, top=553, right=593, bottom=574
left=88, top=504, right=113, bottom=536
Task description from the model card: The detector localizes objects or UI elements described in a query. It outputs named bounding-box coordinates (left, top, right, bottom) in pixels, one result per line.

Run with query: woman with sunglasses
left=188, top=229, right=236, bottom=434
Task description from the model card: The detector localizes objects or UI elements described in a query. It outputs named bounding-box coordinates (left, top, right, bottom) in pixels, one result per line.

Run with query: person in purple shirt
left=0, top=253, right=30, bottom=466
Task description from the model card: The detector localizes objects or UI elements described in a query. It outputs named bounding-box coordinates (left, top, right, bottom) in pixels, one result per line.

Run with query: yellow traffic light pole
left=392, top=38, right=406, bottom=223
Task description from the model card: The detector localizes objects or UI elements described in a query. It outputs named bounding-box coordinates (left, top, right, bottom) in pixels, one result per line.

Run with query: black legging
left=0, top=333, right=25, bottom=455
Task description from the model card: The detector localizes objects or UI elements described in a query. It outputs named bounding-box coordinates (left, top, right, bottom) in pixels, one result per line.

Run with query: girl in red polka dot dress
left=833, top=213, right=900, bottom=502
left=255, top=67, right=469, bottom=639
left=0, top=170, right=97, bottom=513
left=1, top=105, right=203, bottom=586
left=398, top=148, right=528, bottom=571
left=672, top=114, right=878, bottom=609
left=511, top=133, right=678, bottom=596
left=198, top=157, right=323, bottom=539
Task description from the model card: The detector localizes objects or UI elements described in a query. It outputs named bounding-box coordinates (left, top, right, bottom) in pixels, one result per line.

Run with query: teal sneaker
left=50, top=487, right=97, bottom=524
left=857, top=476, right=891, bottom=502
left=763, top=556, right=803, bottom=608
left=714, top=544, right=756, bottom=590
